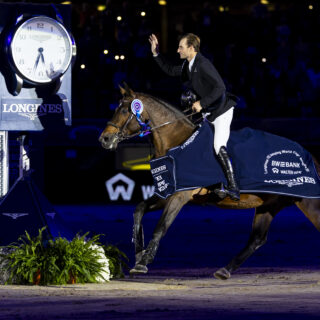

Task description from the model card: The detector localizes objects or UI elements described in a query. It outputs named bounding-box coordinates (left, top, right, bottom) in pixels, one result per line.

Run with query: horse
left=99, top=84, right=320, bottom=280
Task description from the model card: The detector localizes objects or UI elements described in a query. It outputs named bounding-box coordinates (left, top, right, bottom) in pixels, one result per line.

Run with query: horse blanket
left=150, top=120, right=320, bottom=199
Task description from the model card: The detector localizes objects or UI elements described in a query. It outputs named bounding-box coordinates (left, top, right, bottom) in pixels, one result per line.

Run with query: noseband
left=107, top=113, right=136, bottom=143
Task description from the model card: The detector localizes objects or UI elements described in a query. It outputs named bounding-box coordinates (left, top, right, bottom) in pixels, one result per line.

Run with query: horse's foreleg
left=133, top=196, right=166, bottom=265
left=130, top=191, right=191, bottom=274
left=214, top=203, right=281, bottom=280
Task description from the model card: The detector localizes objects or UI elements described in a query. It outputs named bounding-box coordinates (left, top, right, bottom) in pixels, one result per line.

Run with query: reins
left=108, top=107, right=200, bottom=142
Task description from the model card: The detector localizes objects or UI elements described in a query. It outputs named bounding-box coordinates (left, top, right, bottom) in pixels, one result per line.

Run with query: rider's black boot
left=214, top=146, right=240, bottom=201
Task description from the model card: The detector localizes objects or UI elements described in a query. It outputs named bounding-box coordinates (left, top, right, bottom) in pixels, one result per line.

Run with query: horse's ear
left=119, top=85, right=126, bottom=96
left=123, top=82, right=135, bottom=97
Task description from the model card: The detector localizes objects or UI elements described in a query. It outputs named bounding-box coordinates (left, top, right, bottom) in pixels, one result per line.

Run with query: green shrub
left=103, top=243, right=129, bottom=278
left=0, top=228, right=128, bottom=285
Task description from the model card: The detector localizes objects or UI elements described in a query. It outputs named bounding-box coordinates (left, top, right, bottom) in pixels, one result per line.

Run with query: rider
left=149, top=33, right=240, bottom=201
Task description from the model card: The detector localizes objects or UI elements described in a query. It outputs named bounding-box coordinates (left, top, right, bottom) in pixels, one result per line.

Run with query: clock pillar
left=0, top=3, right=75, bottom=245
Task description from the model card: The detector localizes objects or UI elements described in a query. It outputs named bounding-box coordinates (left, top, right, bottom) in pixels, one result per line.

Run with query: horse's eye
left=121, top=107, right=129, bottom=114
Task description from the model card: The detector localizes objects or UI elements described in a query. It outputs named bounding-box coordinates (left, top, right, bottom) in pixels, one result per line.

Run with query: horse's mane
left=139, top=93, right=195, bottom=128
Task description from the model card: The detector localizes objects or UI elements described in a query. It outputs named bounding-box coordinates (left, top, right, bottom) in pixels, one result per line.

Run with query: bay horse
left=99, top=84, right=320, bottom=279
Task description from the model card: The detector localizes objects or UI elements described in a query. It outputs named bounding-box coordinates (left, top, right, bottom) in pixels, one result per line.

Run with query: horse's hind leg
left=295, top=198, right=320, bottom=231
left=130, top=191, right=192, bottom=274
left=133, top=195, right=166, bottom=265
left=214, top=198, right=287, bottom=280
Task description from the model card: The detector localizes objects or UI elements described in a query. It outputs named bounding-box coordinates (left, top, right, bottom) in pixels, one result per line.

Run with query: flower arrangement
left=0, top=227, right=128, bottom=285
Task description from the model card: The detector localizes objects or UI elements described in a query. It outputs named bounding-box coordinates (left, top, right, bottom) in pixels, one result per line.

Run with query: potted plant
left=0, top=227, right=48, bottom=285
left=0, top=228, right=127, bottom=285
left=103, top=243, right=129, bottom=278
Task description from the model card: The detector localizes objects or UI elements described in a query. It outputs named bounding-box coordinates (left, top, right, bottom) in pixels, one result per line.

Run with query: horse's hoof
left=214, top=268, right=231, bottom=280
left=129, top=264, right=148, bottom=274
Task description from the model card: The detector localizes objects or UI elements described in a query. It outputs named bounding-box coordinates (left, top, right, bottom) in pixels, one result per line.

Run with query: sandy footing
left=1, top=267, right=320, bottom=319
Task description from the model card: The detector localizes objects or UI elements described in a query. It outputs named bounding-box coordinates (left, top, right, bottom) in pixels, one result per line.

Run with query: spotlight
left=141, top=11, right=146, bottom=17
left=158, top=0, right=167, bottom=5
left=117, top=16, right=122, bottom=21
left=103, top=49, right=109, bottom=55
left=219, top=6, right=225, bottom=12
left=115, top=55, right=120, bottom=60
left=80, top=64, right=85, bottom=69
left=97, top=5, right=106, bottom=11
left=120, top=55, right=125, bottom=60
left=308, top=5, right=313, bottom=10
left=262, top=57, right=267, bottom=63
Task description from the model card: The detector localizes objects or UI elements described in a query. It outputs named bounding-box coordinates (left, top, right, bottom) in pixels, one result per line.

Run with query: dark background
left=2, top=0, right=320, bottom=269
left=39, top=0, right=320, bottom=204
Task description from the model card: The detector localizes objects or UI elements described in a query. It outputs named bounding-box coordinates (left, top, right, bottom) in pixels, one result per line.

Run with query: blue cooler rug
left=150, top=120, right=320, bottom=199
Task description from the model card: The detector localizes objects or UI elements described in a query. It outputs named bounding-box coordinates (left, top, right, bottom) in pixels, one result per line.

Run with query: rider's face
left=177, top=38, right=193, bottom=60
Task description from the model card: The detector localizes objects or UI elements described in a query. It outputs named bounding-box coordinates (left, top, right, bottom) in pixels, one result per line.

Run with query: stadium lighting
left=158, top=0, right=167, bottom=5
left=97, top=5, right=106, bottom=11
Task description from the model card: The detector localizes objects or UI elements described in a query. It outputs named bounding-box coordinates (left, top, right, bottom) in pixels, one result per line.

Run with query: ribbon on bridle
left=135, top=111, right=151, bottom=137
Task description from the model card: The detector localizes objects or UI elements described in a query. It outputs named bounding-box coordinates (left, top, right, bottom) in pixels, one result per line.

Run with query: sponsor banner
left=263, top=149, right=316, bottom=187
left=150, top=157, right=176, bottom=199
left=0, top=97, right=71, bottom=130
left=105, top=172, right=155, bottom=201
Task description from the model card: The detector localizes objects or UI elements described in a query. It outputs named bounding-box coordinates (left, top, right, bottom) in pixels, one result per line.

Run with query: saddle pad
left=150, top=120, right=320, bottom=199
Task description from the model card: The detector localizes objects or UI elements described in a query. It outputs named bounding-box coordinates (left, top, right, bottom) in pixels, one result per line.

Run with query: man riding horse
left=149, top=33, right=240, bottom=201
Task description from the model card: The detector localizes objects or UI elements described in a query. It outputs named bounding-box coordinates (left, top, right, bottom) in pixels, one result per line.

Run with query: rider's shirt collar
left=188, top=54, right=197, bottom=72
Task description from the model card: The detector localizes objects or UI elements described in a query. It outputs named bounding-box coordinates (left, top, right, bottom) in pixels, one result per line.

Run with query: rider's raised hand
left=149, top=34, right=159, bottom=56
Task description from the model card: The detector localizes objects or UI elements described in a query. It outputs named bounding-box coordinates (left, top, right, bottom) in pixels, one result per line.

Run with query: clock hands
left=33, top=47, right=46, bottom=74
left=33, top=53, right=41, bottom=72
left=39, top=47, right=45, bottom=64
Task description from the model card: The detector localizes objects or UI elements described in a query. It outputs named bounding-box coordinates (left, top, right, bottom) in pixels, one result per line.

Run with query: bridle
left=106, top=101, right=199, bottom=143
left=107, top=113, right=136, bottom=142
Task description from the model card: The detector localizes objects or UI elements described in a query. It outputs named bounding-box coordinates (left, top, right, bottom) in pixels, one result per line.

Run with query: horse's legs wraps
left=215, top=201, right=284, bottom=279
left=138, top=191, right=191, bottom=267
left=133, top=196, right=166, bottom=264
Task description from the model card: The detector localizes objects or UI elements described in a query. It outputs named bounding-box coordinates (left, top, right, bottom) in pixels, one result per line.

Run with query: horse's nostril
left=99, top=135, right=107, bottom=143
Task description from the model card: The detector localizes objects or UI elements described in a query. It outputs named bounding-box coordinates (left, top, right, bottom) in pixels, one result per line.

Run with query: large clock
left=5, top=15, right=76, bottom=94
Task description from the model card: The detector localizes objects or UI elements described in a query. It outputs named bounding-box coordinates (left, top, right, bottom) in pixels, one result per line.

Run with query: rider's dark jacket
left=154, top=52, right=238, bottom=121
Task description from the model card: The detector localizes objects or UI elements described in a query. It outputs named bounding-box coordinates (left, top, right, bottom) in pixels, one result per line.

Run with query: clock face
left=10, top=16, right=73, bottom=84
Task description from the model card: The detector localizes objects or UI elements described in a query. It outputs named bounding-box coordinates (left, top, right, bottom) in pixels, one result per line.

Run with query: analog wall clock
left=5, top=15, right=76, bottom=95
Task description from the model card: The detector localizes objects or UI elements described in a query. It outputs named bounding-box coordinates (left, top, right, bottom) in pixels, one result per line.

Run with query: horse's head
left=99, top=84, right=145, bottom=150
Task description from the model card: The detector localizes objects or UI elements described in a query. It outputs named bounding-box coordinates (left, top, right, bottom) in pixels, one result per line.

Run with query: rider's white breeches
left=211, top=107, right=234, bottom=154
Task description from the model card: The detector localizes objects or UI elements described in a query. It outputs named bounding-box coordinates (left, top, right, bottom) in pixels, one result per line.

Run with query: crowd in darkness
left=71, top=1, right=320, bottom=120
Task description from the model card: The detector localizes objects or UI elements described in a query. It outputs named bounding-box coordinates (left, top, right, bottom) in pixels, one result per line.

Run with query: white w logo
left=105, top=173, right=135, bottom=201
left=141, top=185, right=155, bottom=200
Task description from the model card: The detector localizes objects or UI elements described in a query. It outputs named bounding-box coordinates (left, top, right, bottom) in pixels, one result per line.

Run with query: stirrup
left=214, top=183, right=240, bottom=201
left=227, top=188, right=240, bottom=201
left=214, top=183, right=228, bottom=200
